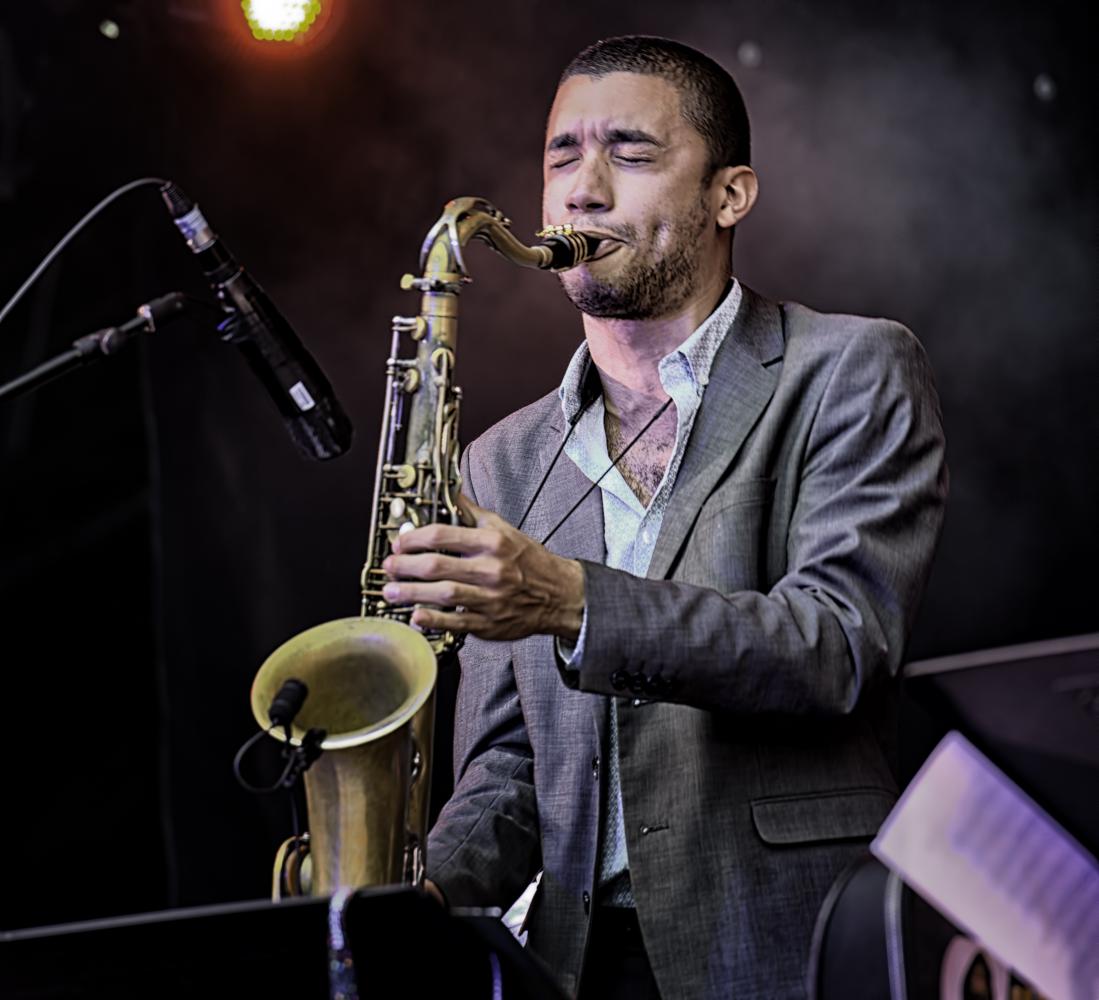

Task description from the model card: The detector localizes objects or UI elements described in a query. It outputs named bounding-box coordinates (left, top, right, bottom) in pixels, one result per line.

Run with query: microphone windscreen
left=268, top=678, right=309, bottom=728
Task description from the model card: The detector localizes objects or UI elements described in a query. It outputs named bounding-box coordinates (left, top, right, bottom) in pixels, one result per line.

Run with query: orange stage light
left=241, top=1, right=324, bottom=43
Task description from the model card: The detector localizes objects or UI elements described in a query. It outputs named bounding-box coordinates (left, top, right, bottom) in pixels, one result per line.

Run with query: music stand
left=1, top=887, right=566, bottom=999
left=903, top=632, right=1099, bottom=857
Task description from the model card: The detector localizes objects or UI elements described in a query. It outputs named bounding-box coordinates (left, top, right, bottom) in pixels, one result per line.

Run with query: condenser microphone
left=159, top=181, right=353, bottom=461
left=268, top=678, right=309, bottom=729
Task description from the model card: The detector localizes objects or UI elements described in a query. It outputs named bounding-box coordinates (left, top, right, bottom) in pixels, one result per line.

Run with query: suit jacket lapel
left=531, top=410, right=609, bottom=740
left=647, top=286, right=785, bottom=581
left=531, top=411, right=606, bottom=564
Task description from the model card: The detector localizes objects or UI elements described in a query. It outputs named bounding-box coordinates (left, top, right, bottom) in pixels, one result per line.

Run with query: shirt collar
left=559, top=278, right=742, bottom=423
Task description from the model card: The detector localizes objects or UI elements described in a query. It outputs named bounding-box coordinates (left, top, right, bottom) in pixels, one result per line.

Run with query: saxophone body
left=250, top=198, right=599, bottom=899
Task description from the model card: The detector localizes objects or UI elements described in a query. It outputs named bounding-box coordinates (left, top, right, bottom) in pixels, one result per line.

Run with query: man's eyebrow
left=546, top=133, right=580, bottom=152
left=545, top=128, right=665, bottom=153
left=603, top=128, right=664, bottom=147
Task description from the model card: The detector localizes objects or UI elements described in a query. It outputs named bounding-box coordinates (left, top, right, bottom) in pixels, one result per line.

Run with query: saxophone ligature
left=249, top=198, right=600, bottom=899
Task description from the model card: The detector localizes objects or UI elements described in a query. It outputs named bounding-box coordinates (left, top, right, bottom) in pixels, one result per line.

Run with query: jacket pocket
left=750, top=787, right=896, bottom=845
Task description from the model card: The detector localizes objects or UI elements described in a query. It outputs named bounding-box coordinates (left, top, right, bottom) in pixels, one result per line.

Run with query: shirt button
left=591, top=755, right=600, bottom=778
left=582, top=891, right=591, bottom=915
left=641, top=528, right=652, bottom=544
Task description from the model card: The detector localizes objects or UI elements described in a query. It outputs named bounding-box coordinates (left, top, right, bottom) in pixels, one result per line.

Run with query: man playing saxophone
left=381, top=35, right=947, bottom=1000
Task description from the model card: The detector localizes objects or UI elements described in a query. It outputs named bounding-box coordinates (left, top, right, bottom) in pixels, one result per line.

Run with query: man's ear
left=713, top=165, right=759, bottom=230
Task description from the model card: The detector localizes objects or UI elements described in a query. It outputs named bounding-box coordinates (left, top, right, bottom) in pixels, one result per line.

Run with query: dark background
left=0, top=0, right=1094, bottom=930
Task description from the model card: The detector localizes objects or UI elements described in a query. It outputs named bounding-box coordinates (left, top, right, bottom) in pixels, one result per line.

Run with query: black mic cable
left=515, top=354, right=600, bottom=534
left=539, top=397, right=672, bottom=546
left=513, top=351, right=675, bottom=545
left=0, top=177, right=169, bottom=331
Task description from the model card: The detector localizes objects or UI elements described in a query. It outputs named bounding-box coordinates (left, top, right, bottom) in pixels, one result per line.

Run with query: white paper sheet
left=871, top=731, right=1099, bottom=1000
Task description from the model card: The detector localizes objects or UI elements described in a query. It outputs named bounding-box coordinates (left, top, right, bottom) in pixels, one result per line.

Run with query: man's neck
left=580, top=267, right=730, bottom=409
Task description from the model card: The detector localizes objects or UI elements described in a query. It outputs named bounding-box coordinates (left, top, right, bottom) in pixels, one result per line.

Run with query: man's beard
left=557, top=189, right=711, bottom=320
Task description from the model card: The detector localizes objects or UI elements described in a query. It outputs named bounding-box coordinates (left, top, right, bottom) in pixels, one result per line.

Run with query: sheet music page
left=871, top=731, right=1099, bottom=1000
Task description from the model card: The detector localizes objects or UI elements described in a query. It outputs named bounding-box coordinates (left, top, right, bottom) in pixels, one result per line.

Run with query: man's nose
left=565, top=158, right=613, bottom=214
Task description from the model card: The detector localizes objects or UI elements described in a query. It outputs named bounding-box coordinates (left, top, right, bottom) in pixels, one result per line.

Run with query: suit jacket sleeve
left=571, top=320, right=948, bottom=716
left=425, top=450, right=542, bottom=908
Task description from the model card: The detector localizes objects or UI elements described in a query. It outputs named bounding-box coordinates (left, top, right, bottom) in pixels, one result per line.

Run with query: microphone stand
left=0, top=291, right=188, bottom=402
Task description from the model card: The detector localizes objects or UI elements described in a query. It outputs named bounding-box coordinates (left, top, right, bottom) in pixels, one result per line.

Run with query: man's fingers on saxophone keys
left=410, top=606, right=470, bottom=633
left=391, top=523, right=491, bottom=556
left=411, top=605, right=513, bottom=641
left=384, top=549, right=516, bottom=590
left=382, top=578, right=477, bottom=608
left=383, top=551, right=468, bottom=583
left=457, top=494, right=499, bottom=531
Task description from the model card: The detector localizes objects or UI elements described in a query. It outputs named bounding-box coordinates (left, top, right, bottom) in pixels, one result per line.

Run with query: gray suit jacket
left=426, top=287, right=947, bottom=999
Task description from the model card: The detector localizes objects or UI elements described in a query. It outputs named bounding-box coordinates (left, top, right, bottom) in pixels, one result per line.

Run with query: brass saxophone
left=250, top=197, right=599, bottom=898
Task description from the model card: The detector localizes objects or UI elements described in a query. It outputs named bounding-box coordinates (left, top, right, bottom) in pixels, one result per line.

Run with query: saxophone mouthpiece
left=535, top=225, right=602, bottom=271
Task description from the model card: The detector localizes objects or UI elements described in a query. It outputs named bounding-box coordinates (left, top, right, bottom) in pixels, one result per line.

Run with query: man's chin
left=559, top=272, right=653, bottom=320
left=564, top=289, right=650, bottom=321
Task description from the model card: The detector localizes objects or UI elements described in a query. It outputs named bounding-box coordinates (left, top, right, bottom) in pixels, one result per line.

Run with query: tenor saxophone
left=250, top=198, right=599, bottom=898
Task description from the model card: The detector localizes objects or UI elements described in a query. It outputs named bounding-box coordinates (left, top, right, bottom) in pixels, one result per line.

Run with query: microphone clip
left=280, top=726, right=327, bottom=788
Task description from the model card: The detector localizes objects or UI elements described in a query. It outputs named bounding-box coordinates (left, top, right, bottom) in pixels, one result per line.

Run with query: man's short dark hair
left=560, top=35, right=751, bottom=173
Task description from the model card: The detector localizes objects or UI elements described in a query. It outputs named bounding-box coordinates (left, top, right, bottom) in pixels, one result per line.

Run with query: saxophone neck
left=418, top=196, right=600, bottom=279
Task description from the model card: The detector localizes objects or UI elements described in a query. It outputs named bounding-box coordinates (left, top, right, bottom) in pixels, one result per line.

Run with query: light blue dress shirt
left=555, top=280, right=743, bottom=905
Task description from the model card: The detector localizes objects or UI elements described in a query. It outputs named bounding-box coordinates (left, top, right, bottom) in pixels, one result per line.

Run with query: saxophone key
left=387, top=464, right=416, bottom=489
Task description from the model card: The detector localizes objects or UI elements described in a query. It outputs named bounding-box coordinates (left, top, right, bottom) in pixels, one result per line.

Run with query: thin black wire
left=289, top=781, right=302, bottom=839
left=232, top=723, right=308, bottom=846
left=286, top=721, right=302, bottom=839
left=539, top=396, right=673, bottom=547
left=515, top=398, right=594, bottom=533
left=232, top=726, right=300, bottom=795
left=0, top=176, right=168, bottom=331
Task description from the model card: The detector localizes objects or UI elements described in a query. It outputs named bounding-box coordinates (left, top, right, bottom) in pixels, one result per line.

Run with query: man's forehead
left=545, top=72, right=684, bottom=143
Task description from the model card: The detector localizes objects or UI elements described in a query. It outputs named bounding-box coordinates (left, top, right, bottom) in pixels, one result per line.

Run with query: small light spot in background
left=737, top=41, right=762, bottom=69
left=99, top=19, right=120, bottom=40
left=1033, top=73, right=1057, bottom=102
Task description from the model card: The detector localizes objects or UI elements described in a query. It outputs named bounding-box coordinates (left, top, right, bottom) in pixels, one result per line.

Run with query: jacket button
left=610, top=669, right=628, bottom=691
left=591, top=755, right=600, bottom=778
left=582, top=891, right=591, bottom=915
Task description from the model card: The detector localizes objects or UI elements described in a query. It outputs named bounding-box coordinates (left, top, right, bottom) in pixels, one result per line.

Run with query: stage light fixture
left=241, top=0, right=322, bottom=42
